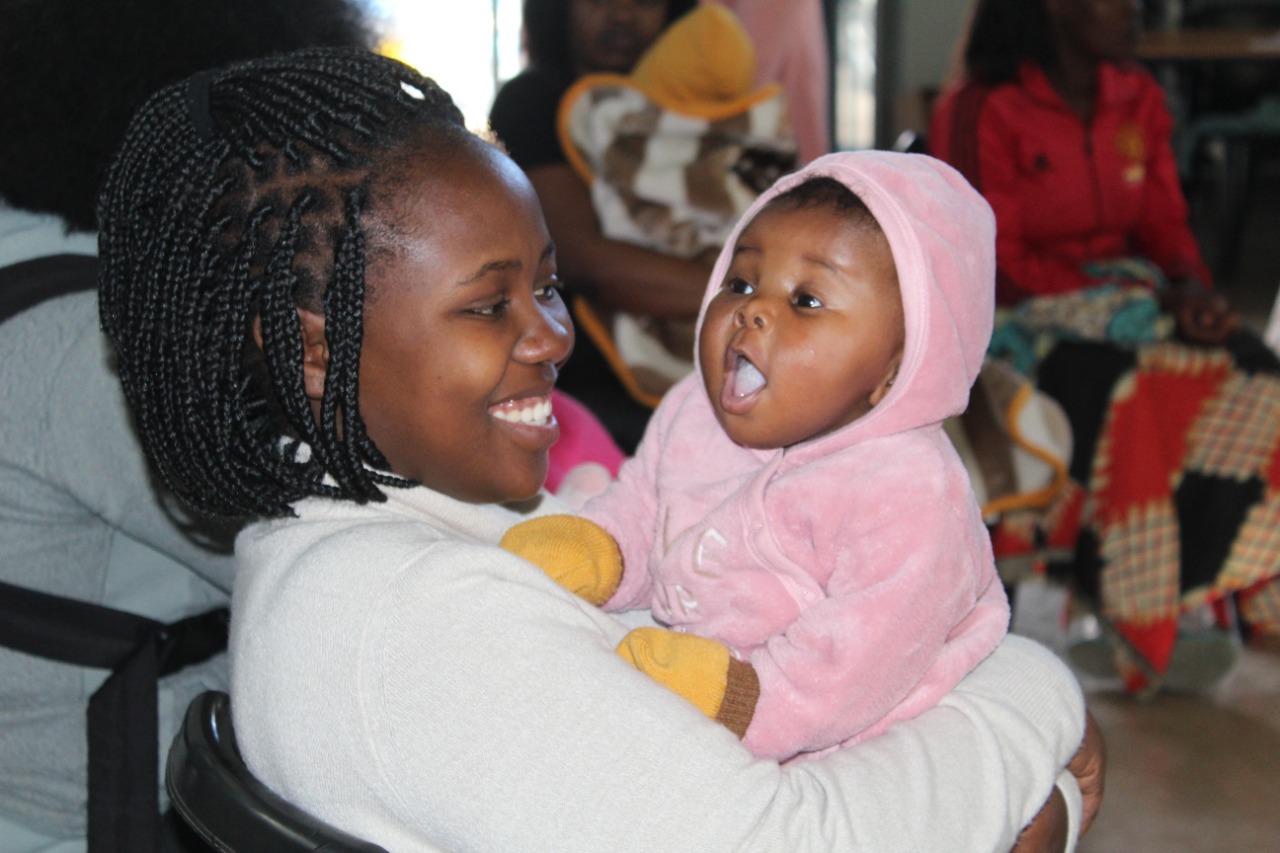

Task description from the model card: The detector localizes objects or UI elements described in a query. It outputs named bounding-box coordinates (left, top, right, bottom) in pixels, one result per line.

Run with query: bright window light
left=371, top=0, right=525, bottom=133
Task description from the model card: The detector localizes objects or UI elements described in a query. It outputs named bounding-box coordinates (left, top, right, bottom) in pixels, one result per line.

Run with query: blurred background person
left=929, top=0, right=1280, bottom=698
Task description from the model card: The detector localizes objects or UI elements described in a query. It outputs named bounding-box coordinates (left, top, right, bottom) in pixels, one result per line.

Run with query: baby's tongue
left=732, top=357, right=766, bottom=397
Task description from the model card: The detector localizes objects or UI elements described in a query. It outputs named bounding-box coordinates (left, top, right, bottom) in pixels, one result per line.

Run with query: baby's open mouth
left=730, top=354, right=767, bottom=398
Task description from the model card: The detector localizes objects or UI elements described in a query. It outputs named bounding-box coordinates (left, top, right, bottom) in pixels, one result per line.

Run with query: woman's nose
left=517, top=301, right=574, bottom=366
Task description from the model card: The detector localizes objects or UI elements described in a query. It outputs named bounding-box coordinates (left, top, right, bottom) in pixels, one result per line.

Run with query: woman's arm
left=527, top=163, right=711, bottom=319
left=368, top=546, right=1085, bottom=852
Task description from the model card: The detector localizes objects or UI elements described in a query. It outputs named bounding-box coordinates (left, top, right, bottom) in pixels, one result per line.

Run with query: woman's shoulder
left=491, top=66, right=574, bottom=116
left=238, top=488, right=524, bottom=575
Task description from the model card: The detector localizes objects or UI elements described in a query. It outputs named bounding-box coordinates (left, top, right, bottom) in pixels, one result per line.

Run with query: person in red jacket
left=930, top=0, right=1280, bottom=697
left=930, top=0, right=1236, bottom=343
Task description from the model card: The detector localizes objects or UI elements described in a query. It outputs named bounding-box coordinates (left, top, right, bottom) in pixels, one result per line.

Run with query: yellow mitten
left=499, top=515, right=623, bottom=606
left=616, top=627, right=759, bottom=739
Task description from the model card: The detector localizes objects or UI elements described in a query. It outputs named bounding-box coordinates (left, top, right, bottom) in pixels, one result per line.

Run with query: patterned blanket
left=557, top=13, right=797, bottom=401
left=1039, top=334, right=1280, bottom=694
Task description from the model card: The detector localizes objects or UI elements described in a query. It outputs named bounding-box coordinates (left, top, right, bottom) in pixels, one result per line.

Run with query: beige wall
left=891, top=0, right=972, bottom=138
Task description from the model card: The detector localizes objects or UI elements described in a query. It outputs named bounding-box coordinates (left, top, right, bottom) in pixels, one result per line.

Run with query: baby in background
left=557, top=3, right=797, bottom=400
left=505, top=150, right=1010, bottom=761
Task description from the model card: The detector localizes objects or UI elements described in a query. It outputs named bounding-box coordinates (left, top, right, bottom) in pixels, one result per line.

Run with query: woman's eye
left=535, top=277, right=563, bottom=302
left=794, top=293, right=823, bottom=309
left=469, top=299, right=509, bottom=318
left=727, top=277, right=754, bottom=295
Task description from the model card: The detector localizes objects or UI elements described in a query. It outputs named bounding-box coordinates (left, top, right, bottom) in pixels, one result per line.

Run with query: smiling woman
left=350, top=137, right=572, bottom=502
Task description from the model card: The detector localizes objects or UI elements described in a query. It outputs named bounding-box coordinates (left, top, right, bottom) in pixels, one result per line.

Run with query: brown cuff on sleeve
left=715, top=658, right=760, bottom=740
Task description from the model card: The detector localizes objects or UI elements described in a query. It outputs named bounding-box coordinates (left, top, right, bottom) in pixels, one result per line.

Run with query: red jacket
left=929, top=61, right=1211, bottom=305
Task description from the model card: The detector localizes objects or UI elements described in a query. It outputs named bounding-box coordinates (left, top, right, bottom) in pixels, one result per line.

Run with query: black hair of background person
left=0, top=0, right=377, bottom=233
left=960, top=0, right=1057, bottom=85
left=522, top=0, right=699, bottom=74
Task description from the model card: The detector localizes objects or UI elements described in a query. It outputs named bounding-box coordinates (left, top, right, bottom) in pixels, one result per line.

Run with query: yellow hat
left=629, top=5, right=757, bottom=111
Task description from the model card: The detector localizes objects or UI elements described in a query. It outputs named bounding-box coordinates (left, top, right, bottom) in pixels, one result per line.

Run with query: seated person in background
left=0, top=1, right=373, bottom=848
left=558, top=3, right=797, bottom=401
left=98, top=48, right=1101, bottom=852
left=504, top=152, right=1020, bottom=767
left=489, top=0, right=707, bottom=450
left=929, top=0, right=1280, bottom=696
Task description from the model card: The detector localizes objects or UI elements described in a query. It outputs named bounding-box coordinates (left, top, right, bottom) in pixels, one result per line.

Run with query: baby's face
left=699, top=202, right=904, bottom=449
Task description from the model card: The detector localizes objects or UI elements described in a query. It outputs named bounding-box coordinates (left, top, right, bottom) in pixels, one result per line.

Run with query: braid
left=99, top=47, right=468, bottom=519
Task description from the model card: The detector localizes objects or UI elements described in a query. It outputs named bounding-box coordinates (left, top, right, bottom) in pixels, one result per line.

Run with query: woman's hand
left=1009, top=708, right=1106, bottom=853
left=1163, top=279, right=1240, bottom=345
left=1071, top=710, right=1106, bottom=836
left=1010, top=786, right=1067, bottom=853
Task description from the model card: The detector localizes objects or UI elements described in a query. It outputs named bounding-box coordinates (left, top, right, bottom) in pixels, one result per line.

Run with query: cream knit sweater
left=232, top=483, right=1083, bottom=852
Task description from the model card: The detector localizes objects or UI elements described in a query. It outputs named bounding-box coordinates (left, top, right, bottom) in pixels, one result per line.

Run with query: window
left=372, top=0, right=525, bottom=132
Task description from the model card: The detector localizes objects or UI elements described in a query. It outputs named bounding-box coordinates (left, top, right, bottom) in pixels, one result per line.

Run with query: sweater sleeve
left=743, top=447, right=1010, bottom=760
left=40, top=294, right=237, bottom=590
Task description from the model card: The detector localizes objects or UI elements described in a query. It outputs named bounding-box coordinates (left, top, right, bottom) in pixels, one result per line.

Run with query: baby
left=506, top=150, right=1010, bottom=761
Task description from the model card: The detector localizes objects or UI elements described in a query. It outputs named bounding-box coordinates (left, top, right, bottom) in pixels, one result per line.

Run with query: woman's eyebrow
left=455, top=241, right=556, bottom=287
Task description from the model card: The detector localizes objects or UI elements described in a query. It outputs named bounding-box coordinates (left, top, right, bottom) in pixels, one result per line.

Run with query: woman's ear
left=252, top=310, right=330, bottom=402
left=296, top=309, right=330, bottom=402
left=869, top=354, right=902, bottom=409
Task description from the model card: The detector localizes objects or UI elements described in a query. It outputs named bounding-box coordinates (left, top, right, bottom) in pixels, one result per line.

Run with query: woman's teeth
left=490, top=397, right=553, bottom=426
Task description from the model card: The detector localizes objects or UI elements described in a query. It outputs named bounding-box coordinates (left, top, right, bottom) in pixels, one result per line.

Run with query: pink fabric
left=582, top=152, right=1010, bottom=761
left=546, top=390, right=626, bottom=493
left=702, top=0, right=830, bottom=165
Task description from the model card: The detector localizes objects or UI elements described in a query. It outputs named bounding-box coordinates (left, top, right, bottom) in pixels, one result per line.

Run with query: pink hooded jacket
left=581, top=151, right=1010, bottom=761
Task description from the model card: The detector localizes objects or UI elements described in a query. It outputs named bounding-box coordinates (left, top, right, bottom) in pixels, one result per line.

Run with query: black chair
left=166, top=691, right=388, bottom=853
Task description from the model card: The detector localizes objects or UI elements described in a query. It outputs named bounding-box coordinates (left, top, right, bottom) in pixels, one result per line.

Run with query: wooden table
left=1138, top=28, right=1280, bottom=63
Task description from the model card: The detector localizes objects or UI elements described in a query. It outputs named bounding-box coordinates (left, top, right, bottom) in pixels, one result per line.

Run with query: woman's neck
left=1044, top=42, right=1100, bottom=122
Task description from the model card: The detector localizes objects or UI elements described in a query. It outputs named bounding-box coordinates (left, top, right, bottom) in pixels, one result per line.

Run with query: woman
left=930, top=0, right=1280, bottom=695
left=98, top=48, right=1099, bottom=851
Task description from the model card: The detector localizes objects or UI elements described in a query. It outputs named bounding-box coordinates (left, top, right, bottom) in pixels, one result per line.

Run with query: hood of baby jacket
left=694, top=150, right=995, bottom=463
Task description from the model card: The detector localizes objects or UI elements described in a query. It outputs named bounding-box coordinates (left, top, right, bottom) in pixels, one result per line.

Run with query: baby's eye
left=794, top=292, right=824, bottom=309
left=726, top=277, right=755, bottom=295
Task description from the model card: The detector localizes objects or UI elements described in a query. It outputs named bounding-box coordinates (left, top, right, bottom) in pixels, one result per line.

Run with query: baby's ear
left=295, top=309, right=330, bottom=402
left=869, top=355, right=902, bottom=409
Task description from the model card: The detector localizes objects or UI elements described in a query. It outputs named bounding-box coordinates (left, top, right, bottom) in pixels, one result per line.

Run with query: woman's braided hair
left=99, top=47, right=468, bottom=519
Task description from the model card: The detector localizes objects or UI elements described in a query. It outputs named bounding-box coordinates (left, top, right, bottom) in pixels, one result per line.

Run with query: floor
left=1011, top=578, right=1280, bottom=852
left=1010, top=154, right=1280, bottom=852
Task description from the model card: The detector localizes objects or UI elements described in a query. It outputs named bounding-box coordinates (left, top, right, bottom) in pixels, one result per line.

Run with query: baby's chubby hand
left=500, top=515, right=623, bottom=606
